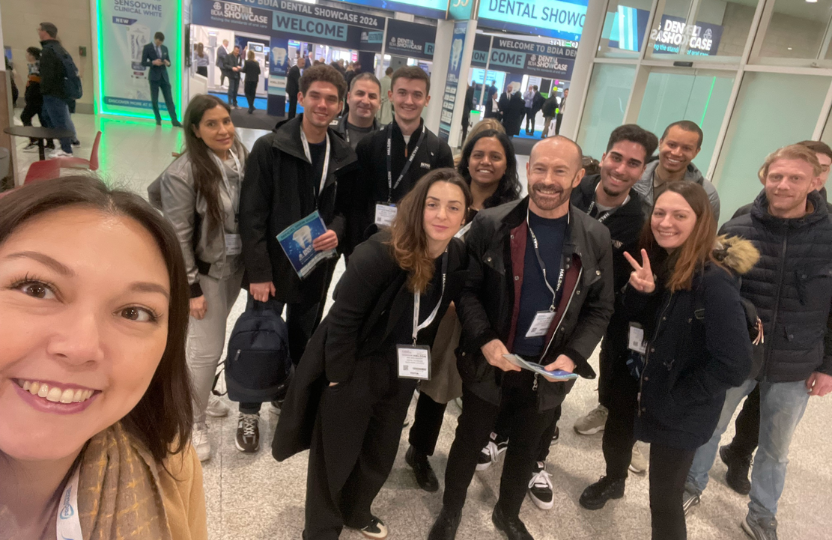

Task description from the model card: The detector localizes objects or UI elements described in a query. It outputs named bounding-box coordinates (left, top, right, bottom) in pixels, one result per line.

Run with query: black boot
left=406, top=446, right=439, bottom=492
left=428, top=508, right=461, bottom=540
left=492, top=504, right=533, bottom=540
left=579, top=476, right=626, bottom=510
left=720, top=445, right=752, bottom=495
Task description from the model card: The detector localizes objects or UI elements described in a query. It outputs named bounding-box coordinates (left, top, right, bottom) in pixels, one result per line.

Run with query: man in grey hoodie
left=633, top=120, right=720, bottom=221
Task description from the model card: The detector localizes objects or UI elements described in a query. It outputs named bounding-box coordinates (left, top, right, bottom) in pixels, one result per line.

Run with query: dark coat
left=39, top=40, right=69, bottom=98
left=541, top=95, right=558, bottom=117
left=223, top=53, right=242, bottom=80
left=462, top=86, right=475, bottom=119
left=532, top=91, right=545, bottom=114
left=503, top=92, right=526, bottom=136
left=625, top=240, right=757, bottom=450
left=141, top=43, right=171, bottom=83
left=721, top=189, right=832, bottom=382
left=239, top=115, right=358, bottom=303
left=272, top=232, right=469, bottom=460
left=286, top=65, right=301, bottom=99
left=216, top=45, right=228, bottom=68
left=242, top=60, right=261, bottom=84
left=456, top=198, right=614, bottom=411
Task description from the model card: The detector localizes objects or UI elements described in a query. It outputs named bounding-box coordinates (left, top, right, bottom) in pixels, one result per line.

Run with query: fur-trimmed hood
left=713, top=235, right=759, bottom=275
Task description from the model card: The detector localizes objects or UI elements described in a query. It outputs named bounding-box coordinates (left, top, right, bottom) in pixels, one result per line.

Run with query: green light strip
left=700, top=76, right=716, bottom=127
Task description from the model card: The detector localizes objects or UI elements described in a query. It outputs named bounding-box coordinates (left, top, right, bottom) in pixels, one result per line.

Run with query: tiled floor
left=10, top=113, right=832, bottom=540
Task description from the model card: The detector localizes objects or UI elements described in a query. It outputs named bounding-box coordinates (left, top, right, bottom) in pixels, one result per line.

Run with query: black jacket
left=239, top=114, right=358, bottom=303
left=242, top=60, right=261, bottom=84
left=141, top=43, right=171, bottom=83
left=502, top=92, right=526, bottom=136
left=39, top=40, right=69, bottom=99
left=542, top=95, right=558, bottom=117
left=223, top=53, right=242, bottom=80
left=625, top=240, right=757, bottom=450
left=286, top=65, right=301, bottom=98
left=272, top=232, right=468, bottom=460
left=352, top=120, right=454, bottom=249
left=721, top=190, right=832, bottom=382
left=532, top=91, right=545, bottom=113
left=456, top=198, right=614, bottom=411
left=462, top=86, right=475, bottom=118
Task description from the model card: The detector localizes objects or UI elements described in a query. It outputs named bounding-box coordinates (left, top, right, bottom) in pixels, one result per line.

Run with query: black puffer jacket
left=39, top=39, right=69, bottom=99
left=626, top=237, right=758, bottom=450
left=720, top=189, right=832, bottom=382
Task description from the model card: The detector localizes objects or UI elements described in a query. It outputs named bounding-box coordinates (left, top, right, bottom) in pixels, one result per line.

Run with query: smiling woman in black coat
left=273, top=169, right=472, bottom=540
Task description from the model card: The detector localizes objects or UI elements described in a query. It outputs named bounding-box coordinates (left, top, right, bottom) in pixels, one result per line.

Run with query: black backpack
left=223, top=297, right=292, bottom=403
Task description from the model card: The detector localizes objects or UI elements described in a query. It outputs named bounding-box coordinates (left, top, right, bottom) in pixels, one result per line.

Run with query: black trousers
left=524, top=107, right=534, bottom=132
left=442, top=371, right=557, bottom=518
left=244, top=80, right=258, bottom=112
left=227, top=77, right=240, bottom=106
left=149, top=79, right=178, bottom=123
left=461, top=113, right=470, bottom=144
left=409, top=390, right=447, bottom=456
left=649, top=444, right=696, bottom=540
left=555, top=113, right=564, bottom=135
left=493, top=400, right=562, bottom=463
left=727, top=383, right=760, bottom=459
left=21, top=84, right=45, bottom=145
left=288, top=96, right=298, bottom=119
left=601, top=357, right=640, bottom=480
left=196, top=66, right=208, bottom=77
left=305, top=360, right=417, bottom=539
left=220, top=69, right=227, bottom=86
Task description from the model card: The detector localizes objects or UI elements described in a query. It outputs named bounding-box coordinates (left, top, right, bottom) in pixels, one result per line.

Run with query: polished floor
left=9, top=113, right=832, bottom=540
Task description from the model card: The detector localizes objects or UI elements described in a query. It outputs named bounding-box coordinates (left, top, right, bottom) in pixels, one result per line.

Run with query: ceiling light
left=807, top=0, right=818, bottom=4
left=788, top=47, right=793, bottom=50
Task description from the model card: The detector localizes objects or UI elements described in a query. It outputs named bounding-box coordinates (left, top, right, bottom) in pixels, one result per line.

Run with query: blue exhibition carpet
left=208, top=92, right=305, bottom=115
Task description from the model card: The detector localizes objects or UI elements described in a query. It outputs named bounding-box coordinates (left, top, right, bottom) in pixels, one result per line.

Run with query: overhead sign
left=488, top=37, right=577, bottom=79
left=198, top=1, right=271, bottom=32
left=439, top=21, right=468, bottom=141
left=477, top=0, right=588, bottom=41
left=386, top=19, right=436, bottom=61
left=650, top=15, right=723, bottom=56
left=333, top=0, right=448, bottom=20
left=449, top=0, right=474, bottom=20
left=471, top=34, right=491, bottom=67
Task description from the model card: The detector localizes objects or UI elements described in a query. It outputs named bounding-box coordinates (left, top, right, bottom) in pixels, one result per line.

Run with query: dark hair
left=606, top=124, right=659, bottom=160
left=582, top=156, right=600, bottom=176
left=300, top=64, right=348, bottom=101
left=385, top=67, right=394, bottom=76
left=640, top=182, right=720, bottom=292
left=183, top=94, right=235, bottom=235
left=350, top=71, right=381, bottom=93
left=458, top=129, right=521, bottom=208
left=39, top=22, right=58, bottom=38
left=26, top=47, right=41, bottom=60
left=391, top=66, right=431, bottom=95
left=0, top=176, right=193, bottom=463
left=154, top=32, right=165, bottom=42
left=390, top=169, right=472, bottom=292
left=662, top=120, right=703, bottom=149
left=797, top=140, right=832, bottom=160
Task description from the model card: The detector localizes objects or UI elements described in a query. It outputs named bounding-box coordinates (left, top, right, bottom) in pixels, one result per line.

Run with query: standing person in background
left=531, top=86, right=544, bottom=135
left=523, top=86, right=535, bottom=135
left=20, top=47, right=49, bottom=153
left=461, top=83, right=475, bottom=144
left=223, top=45, right=242, bottom=109
left=555, top=88, right=568, bottom=135
left=142, top=32, right=181, bottom=128
left=216, top=39, right=229, bottom=87
left=242, top=50, right=261, bottom=114
left=334, top=72, right=381, bottom=150
left=152, top=95, right=247, bottom=462
left=498, top=85, right=512, bottom=125
left=286, top=57, right=305, bottom=119
left=504, top=89, right=525, bottom=138
left=194, top=43, right=209, bottom=77
left=37, top=22, right=78, bottom=157
left=345, top=61, right=360, bottom=89
left=377, top=66, right=394, bottom=125
left=239, top=65, right=357, bottom=452
left=541, top=92, right=558, bottom=139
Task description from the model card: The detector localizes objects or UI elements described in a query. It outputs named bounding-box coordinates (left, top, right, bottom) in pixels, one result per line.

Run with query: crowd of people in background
left=3, top=33, right=832, bottom=540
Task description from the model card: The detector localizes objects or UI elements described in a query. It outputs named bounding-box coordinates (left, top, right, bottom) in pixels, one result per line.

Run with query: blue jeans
left=41, top=95, right=75, bottom=153
left=686, top=378, right=809, bottom=519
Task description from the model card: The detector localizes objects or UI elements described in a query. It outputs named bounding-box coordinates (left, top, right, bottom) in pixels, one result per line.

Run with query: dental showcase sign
left=478, top=0, right=588, bottom=41
left=488, top=37, right=577, bottom=79
left=651, top=15, right=723, bottom=56
left=333, top=0, right=449, bottom=20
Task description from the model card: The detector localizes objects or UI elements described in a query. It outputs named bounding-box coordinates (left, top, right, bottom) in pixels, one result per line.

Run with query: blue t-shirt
left=512, top=212, right=568, bottom=357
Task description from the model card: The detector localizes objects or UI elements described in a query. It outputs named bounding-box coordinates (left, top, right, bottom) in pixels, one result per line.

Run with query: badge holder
left=375, top=203, right=398, bottom=227
left=397, top=344, right=432, bottom=380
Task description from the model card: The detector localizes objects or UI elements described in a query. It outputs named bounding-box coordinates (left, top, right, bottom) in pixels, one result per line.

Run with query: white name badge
left=628, top=323, right=647, bottom=354
left=397, top=344, right=431, bottom=380
left=526, top=310, right=556, bottom=338
left=375, top=203, right=398, bottom=227
left=225, top=233, right=242, bottom=256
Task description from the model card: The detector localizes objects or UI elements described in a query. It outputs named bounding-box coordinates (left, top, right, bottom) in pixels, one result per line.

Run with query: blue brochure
left=503, top=354, right=579, bottom=381
left=277, top=210, right=336, bottom=279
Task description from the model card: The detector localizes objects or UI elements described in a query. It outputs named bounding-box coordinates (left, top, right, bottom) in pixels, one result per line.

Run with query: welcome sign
left=478, top=0, right=588, bottom=41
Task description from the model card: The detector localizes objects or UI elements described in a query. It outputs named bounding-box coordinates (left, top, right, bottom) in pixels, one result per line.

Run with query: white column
left=425, top=19, right=454, bottom=134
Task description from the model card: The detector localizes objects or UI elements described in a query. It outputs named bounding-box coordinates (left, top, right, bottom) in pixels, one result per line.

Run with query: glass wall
left=758, top=0, right=832, bottom=64
left=598, top=0, right=654, bottom=59
left=576, top=64, right=637, bottom=161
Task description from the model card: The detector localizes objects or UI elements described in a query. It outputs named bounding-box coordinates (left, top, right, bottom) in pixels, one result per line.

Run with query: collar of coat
left=573, top=174, right=644, bottom=220
left=335, top=114, right=379, bottom=137
left=750, top=188, right=830, bottom=229
left=270, top=114, right=357, bottom=171
left=494, top=196, right=578, bottom=257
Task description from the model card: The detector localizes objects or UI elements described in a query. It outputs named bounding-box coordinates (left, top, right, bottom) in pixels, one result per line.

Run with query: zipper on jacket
left=637, top=292, right=673, bottom=417
left=535, top=266, right=583, bottom=392
left=762, top=232, right=789, bottom=381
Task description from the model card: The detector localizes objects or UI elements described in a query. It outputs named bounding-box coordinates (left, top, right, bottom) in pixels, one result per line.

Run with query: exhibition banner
left=478, top=0, right=588, bottom=41
left=471, top=33, right=491, bottom=67
left=449, top=0, right=475, bottom=21
left=267, top=36, right=289, bottom=116
left=97, top=0, right=180, bottom=117
left=192, top=1, right=271, bottom=33
left=386, top=19, right=436, bottom=61
left=438, top=21, right=468, bottom=141
left=221, top=0, right=384, bottom=30
left=333, top=0, right=449, bottom=20
left=488, top=37, right=577, bottom=79
left=651, top=15, right=723, bottom=56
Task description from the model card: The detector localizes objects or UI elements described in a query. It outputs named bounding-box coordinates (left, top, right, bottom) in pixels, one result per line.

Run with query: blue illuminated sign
left=478, top=0, right=588, bottom=41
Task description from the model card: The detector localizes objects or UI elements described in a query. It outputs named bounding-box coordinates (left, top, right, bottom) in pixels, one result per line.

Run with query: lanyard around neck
left=412, top=250, right=448, bottom=344
left=300, top=126, right=331, bottom=196
left=210, top=148, right=242, bottom=215
left=387, top=122, right=426, bottom=203
left=526, top=207, right=566, bottom=311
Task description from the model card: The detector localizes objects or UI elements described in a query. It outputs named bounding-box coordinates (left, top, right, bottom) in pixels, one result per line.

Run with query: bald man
left=429, top=138, right=614, bottom=540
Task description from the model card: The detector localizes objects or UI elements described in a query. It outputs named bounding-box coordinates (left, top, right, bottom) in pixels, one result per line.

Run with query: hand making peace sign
left=623, top=249, right=656, bottom=294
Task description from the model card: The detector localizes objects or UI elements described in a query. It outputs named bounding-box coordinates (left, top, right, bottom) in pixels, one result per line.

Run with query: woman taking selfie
left=581, top=182, right=756, bottom=539
left=0, top=176, right=205, bottom=539
left=405, top=128, right=521, bottom=492
left=274, top=169, right=472, bottom=540
left=153, top=93, right=248, bottom=461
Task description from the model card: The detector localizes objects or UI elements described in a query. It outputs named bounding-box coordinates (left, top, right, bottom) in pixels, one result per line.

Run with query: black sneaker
left=406, top=446, right=439, bottom=492
left=428, top=508, right=461, bottom=540
left=742, top=514, right=778, bottom=540
left=579, top=476, right=626, bottom=510
left=720, top=444, right=752, bottom=495
left=268, top=399, right=283, bottom=415
left=359, top=516, right=388, bottom=539
left=71, top=138, right=80, bottom=146
left=235, top=413, right=260, bottom=453
left=550, top=426, right=560, bottom=446
left=682, top=488, right=700, bottom=515
left=492, top=504, right=533, bottom=540
left=528, top=461, right=553, bottom=510
left=477, top=433, right=508, bottom=471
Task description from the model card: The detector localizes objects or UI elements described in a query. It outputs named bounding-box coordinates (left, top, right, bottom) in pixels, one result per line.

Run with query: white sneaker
left=48, top=149, right=72, bottom=159
left=573, top=404, right=608, bottom=435
left=629, top=444, right=648, bottom=474
left=528, top=461, right=554, bottom=510
left=22, top=143, right=39, bottom=153
left=206, top=395, right=230, bottom=417
left=192, top=423, right=211, bottom=462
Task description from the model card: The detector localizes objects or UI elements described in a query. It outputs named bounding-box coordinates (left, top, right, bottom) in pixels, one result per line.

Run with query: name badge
left=375, top=203, right=398, bottom=227
left=526, top=310, right=556, bottom=338
left=628, top=323, right=647, bottom=354
left=225, top=233, right=242, bottom=256
left=397, top=344, right=431, bottom=380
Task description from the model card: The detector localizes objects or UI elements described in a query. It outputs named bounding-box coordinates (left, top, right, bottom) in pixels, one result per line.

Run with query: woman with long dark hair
left=274, top=169, right=472, bottom=540
left=153, top=93, right=248, bottom=461
left=579, top=182, right=757, bottom=539
left=404, top=127, right=522, bottom=492
left=0, top=176, right=204, bottom=540
left=194, top=43, right=209, bottom=77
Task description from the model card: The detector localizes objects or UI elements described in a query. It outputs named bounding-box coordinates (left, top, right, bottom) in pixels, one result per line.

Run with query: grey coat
left=634, top=160, right=721, bottom=221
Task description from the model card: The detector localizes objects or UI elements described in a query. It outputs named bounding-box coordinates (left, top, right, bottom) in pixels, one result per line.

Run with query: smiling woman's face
left=0, top=207, right=170, bottom=461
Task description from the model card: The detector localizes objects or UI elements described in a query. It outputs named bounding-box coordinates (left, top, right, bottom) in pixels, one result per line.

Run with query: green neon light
left=95, top=0, right=183, bottom=120
left=700, top=77, right=716, bottom=127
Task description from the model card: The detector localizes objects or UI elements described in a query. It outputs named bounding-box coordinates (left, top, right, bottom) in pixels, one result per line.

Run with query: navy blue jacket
left=141, top=43, right=170, bottom=83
